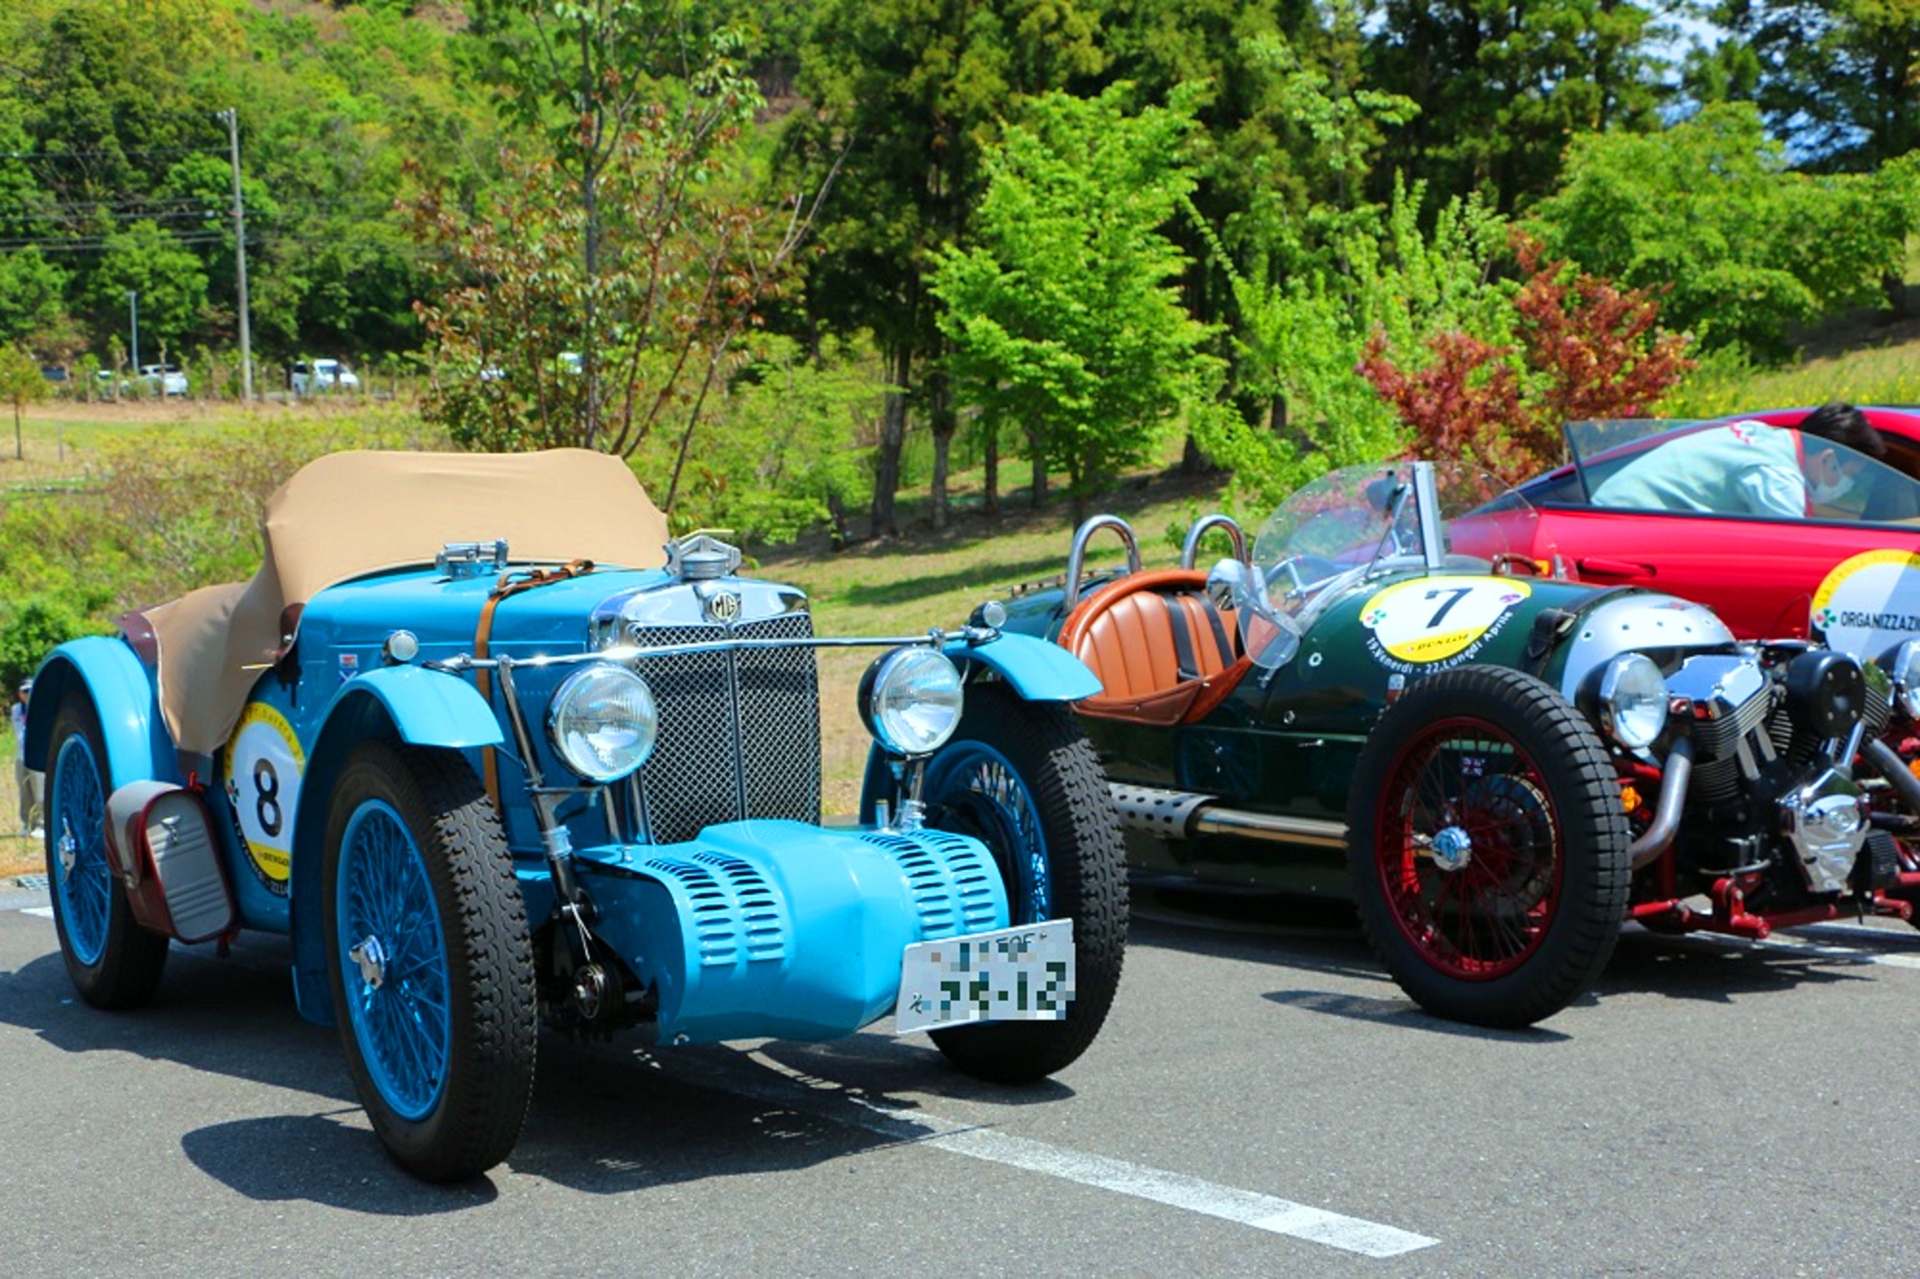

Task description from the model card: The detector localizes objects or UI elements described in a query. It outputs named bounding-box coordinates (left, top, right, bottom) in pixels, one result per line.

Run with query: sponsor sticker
left=221, top=701, right=304, bottom=897
left=1359, top=575, right=1532, bottom=673
left=1810, top=549, right=1920, bottom=657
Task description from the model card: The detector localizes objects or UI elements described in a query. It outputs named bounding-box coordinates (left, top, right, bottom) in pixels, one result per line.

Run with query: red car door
left=1529, top=504, right=1920, bottom=639
left=1517, top=410, right=1920, bottom=647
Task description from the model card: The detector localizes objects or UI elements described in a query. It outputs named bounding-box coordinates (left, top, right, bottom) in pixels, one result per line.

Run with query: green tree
left=0, top=249, right=70, bottom=349
left=1526, top=103, right=1915, bottom=359
left=791, top=0, right=1106, bottom=533
left=669, top=335, right=878, bottom=544
left=407, top=29, right=819, bottom=509
left=85, top=220, right=209, bottom=363
left=464, top=0, right=771, bottom=449
left=1361, top=0, right=1672, bottom=212
left=0, top=343, right=50, bottom=461
left=1197, top=179, right=1515, bottom=510
left=1096, top=8, right=1417, bottom=452
left=1695, top=1, right=1920, bottom=170
left=0, top=595, right=101, bottom=695
left=933, top=86, right=1222, bottom=525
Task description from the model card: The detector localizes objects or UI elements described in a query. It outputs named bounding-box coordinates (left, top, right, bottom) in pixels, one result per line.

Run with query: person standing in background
left=12, top=678, right=42, bottom=838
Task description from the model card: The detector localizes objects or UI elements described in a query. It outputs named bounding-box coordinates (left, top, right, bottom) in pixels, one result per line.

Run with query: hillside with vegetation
left=0, top=0, right=1913, bottom=682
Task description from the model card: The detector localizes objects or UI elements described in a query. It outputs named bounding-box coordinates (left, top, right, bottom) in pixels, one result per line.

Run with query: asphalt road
left=3, top=881, right=1917, bottom=1277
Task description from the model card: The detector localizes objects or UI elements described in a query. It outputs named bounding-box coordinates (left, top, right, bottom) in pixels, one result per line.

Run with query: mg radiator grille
left=632, top=613, right=822, bottom=843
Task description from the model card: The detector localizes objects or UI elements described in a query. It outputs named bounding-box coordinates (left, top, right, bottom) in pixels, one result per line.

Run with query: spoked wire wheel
left=1375, top=718, right=1561, bottom=980
left=335, top=797, right=453, bottom=1122
left=910, top=685, right=1126, bottom=1082
left=323, top=740, right=535, bottom=1182
left=1348, top=666, right=1630, bottom=1028
left=45, top=686, right=169, bottom=1007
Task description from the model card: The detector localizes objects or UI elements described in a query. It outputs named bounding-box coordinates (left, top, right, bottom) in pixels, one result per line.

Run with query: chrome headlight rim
left=1596, top=653, right=1668, bottom=751
left=546, top=663, right=660, bottom=783
left=1888, top=639, right=1920, bottom=720
left=858, top=647, right=964, bottom=758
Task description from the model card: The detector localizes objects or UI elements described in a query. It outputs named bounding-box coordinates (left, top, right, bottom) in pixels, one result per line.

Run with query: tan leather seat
left=1057, top=569, right=1249, bottom=725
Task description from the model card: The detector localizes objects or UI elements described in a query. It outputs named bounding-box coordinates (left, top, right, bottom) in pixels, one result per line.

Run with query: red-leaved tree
left=1358, top=232, right=1696, bottom=483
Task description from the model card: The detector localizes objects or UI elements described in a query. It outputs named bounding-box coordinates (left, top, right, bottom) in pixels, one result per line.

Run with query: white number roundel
left=1359, top=575, right=1533, bottom=664
left=222, top=701, right=305, bottom=893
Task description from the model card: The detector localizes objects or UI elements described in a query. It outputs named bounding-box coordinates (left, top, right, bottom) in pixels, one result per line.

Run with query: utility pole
left=218, top=107, right=254, bottom=401
left=128, top=290, right=139, bottom=373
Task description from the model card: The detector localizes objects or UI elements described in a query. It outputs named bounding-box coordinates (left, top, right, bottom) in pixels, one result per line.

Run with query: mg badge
left=706, top=590, right=742, bottom=624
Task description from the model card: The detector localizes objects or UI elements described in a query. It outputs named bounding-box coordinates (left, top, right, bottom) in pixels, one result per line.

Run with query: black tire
left=1346, top=665, right=1630, bottom=1028
left=322, top=739, right=536, bottom=1182
left=916, top=684, right=1126, bottom=1082
left=44, top=685, right=170, bottom=1009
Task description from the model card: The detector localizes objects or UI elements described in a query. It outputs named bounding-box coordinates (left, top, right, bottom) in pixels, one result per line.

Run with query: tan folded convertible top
left=136, top=449, right=670, bottom=755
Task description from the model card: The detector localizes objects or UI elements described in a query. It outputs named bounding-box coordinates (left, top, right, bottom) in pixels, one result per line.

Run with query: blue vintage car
left=24, top=449, right=1125, bottom=1181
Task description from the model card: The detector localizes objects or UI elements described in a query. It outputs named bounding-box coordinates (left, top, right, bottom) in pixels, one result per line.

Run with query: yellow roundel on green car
left=1359, top=575, right=1533, bottom=665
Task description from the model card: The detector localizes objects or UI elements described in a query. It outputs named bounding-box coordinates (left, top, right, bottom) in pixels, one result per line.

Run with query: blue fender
left=943, top=632, right=1102, bottom=701
left=316, top=665, right=505, bottom=751
left=25, top=637, right=177, bottom=786
left=288, top=665, right=504, bottom=1026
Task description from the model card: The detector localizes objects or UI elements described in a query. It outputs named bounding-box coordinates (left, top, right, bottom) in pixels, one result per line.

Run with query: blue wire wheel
left=913, top=685, right=1127, bottom=1083
left=335, top=797, right=452, bottom=1122
left=322, top=739, right=534, bottom=1181
left=50, top=731, right=110, bottom=965
left=44, top=688, right=169, bottom=1009
left=922, top=738, right=1052, bottom=924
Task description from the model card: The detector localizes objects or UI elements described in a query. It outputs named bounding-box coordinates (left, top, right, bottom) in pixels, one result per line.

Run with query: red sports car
left=1499, top=406, right=1920, bottom=656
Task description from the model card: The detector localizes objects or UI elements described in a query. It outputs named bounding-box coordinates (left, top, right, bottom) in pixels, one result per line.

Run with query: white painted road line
left=1683, top=926, right=1920, bottom=971
left=926, top=1125, right=1438, bottom=1257
left=22, top=906, right=50, bottom=918
left=1764, top=936, right=1920, bottom=971
left=738, top=1050, right=1439, bottom=1258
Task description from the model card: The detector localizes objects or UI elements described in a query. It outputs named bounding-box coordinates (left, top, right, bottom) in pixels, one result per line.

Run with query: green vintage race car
left=983, top=461, right=1920, bottom=1028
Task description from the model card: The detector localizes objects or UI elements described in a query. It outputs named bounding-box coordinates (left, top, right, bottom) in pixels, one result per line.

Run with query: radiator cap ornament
left=667, top=531, right=742, bottom=582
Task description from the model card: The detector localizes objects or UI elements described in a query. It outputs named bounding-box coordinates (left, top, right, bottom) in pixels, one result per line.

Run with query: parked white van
left=290, top=358, right=361, bottom=395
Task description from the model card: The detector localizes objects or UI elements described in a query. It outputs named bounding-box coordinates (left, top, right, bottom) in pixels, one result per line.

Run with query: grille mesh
left=632, top=613, right=822, bottom=843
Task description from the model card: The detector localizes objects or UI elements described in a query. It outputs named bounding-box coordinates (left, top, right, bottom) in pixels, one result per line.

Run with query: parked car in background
left=25, top=448, right=1124, bottom=1181
left=986, top=461, right=1920, bottom=1029
left=291, top=358, right=362, bottom=395
left=1503, top=407, right=1920, bottom=657
left=137, top=364, right=188, bottom=397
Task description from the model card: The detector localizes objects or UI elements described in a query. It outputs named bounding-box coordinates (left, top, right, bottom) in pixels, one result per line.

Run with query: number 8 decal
left=222, top=700, right=305, bottom=897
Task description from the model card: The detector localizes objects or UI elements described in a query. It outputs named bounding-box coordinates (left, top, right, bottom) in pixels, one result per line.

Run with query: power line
left=0, top=147, right=227, bottom=161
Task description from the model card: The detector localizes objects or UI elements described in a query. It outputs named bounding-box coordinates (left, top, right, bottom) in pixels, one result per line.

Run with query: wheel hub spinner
left=349, top=935, right=387, bottom=990
left=1430, top=825, right=1473, bottom=872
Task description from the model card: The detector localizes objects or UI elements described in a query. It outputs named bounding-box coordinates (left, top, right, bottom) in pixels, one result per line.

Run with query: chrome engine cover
left=1556, top=593, right=1735, bottom=705
left=1779, top=768, right=1871, bottom=894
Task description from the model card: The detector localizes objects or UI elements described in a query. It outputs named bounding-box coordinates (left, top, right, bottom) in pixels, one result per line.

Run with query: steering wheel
left=1491, top=553, right=1543, bottom=578
left=1265, top=553, right=1342, bottom=600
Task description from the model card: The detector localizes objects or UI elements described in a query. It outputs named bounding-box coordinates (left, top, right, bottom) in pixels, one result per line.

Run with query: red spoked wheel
left=1347, top=666, right=1631, bottom=1028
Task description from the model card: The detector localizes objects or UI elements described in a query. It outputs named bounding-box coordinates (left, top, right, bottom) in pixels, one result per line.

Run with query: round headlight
left=1889, top=639, right=1920, bottom=719
left=547, top=664, right=659, bottom=782
left=1597, top=653, right=1668, bottom=751
left=859, top=647, right=964, bottom=757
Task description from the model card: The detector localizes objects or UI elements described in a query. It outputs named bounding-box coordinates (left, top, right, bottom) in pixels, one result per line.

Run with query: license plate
left=894, top=919, right=1075, bottom=1035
